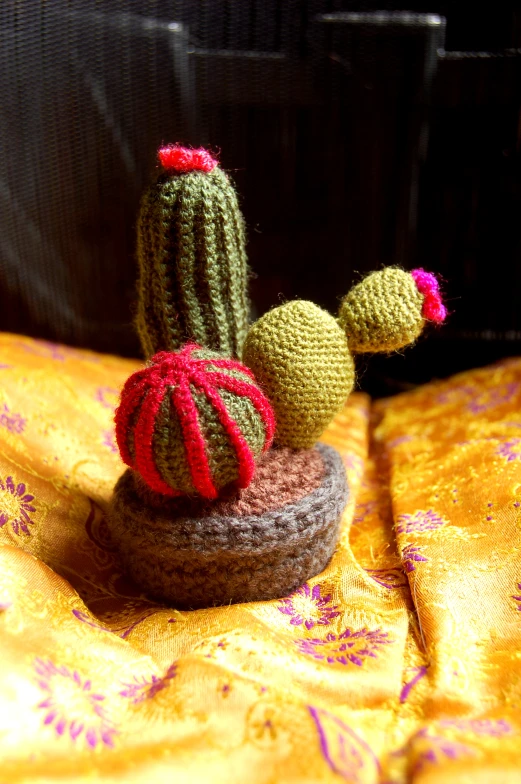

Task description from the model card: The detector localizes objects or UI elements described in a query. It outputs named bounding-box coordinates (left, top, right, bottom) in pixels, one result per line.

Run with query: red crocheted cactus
left=115, top=344, right=275, bottom=500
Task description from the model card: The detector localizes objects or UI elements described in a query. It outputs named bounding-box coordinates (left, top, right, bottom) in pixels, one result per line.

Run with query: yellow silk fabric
left=1, top=332, right=521, bottom=783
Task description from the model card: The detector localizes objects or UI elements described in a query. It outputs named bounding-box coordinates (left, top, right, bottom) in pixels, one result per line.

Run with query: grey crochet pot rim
left=107, top=443, right=349, bottom=608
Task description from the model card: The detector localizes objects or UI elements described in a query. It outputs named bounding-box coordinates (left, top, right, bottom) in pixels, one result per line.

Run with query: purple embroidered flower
left=353, top=500, right=378, bottom=525
left=387, top=435, right=414, bottom=449
left=308, top=706, right=381, bottom=780
left=366, top=568, right=408, bottom=590
left=511, top=583, right=521, bottom=611
left=278, top=583, right=340, bottom=630
left=468, top=382, right=519, bottom=414
left=102, top=429, right=118, bottom=454
left=396, top=509, right=445, bottom=535
left=34, top=658, right=117, bottom=748
left=295, top=627, right=392, bottom=666
left=402, top=544, right=428, bottom=573
left=19, top=340, right=67, bottom=361
left=0, top=476, right=36, bottom=536
left=438, top=719, right=512, bottom=737
left=0, top=404, right=26, bottom=434
left=411, top=728, right=473, bottom=773
left=436, top=384, right=475, bottom=406
left=497, top=438, right=521, bottom=462
left=95, top=386, right=119, bottom=411
left=119, top=663, right=177, bottom=704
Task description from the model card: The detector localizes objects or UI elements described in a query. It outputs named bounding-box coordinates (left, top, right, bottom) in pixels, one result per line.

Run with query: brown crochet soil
left=134, top=446, right=325, bottom=517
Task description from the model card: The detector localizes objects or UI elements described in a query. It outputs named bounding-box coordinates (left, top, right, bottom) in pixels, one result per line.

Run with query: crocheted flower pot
left=107, top=443, right=348, bottom=609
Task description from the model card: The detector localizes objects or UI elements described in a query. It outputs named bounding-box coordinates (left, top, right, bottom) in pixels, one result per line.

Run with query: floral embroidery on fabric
left=387, top=434, right=414, bottom=449
left=308, top=706, right=381, bottom=781
left=396, top=510, right=446, bottom=535
left=436, top=382, right=520, bottom=413
left=102, top=429, right=118, bottom=453
left=34, top=658, right=117, bottom=748
left=438, top=719, right=512, bottom=737
left=409, top=728, right=474, bottom=773
left=0, top=476, right=36, bottom=536
left=402, top=544, right=428, bottom=573
left=72, top=609, right=159, bottom=639
left=95, top=386, right=119, bottom=410
left=353, top=500, right=378, bottom=525
left=119, top=663, right=177, bottom=704
left=497, top=438, right=521, bottom=462
left=0, top=404, right=26, bottom=434
left=512, top=583, right=521, bottom=611
left=295, top=628, right=391, bottom=666
left=278, top=583, right=340, bottom=630
left=467, top=382, right=519, bottom=414
left=400, top=666, right=428, bottom=702
left=365, top=568, right=408, bottom=590
left=435, top=384, right=475, bottom=406
left=249, top=706, right=277, bottom=742
left=18, top=340, right=67, bottom=361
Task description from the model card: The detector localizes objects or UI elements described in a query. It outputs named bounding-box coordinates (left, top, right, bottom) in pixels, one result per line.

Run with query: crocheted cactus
left=115, top=344, right=275, bottom=499
left=243, top=301, right=355, bottom=449
left=136, top=145, right=249, bottom=359
left=243, top=267, right=446, bottom=448
left=338, top=267, right=446, bottom=352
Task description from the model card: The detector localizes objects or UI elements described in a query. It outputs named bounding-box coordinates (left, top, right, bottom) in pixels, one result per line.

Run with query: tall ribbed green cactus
left=136, top=145, right=249, bottom=359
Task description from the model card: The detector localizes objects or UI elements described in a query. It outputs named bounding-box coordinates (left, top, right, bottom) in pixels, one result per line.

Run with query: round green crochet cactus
left=136, top=145, right=249, bottom=359
left=115, top=344, right=275, bottom=500
left=243, top=301, right=355, bottom=449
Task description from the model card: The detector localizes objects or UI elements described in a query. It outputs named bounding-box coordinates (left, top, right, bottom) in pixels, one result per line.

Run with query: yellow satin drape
left=0, top=333, right=520, bottom=783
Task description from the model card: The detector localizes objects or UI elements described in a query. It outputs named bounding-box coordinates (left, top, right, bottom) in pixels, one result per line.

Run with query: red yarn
left=158, top=145, right=218, bottom=174
left=114, top=344, right=276, bottom=499
left=205, top=371, right=276, bottom=451
left=114, top=375, right=150, bottom=469
left=134, top=381, right=183, bottom=497
left=173, top=376, right=218, bottom=500
left=202, top=383, right=256, bottom=489
left=411, top=269, right=447, bottom=324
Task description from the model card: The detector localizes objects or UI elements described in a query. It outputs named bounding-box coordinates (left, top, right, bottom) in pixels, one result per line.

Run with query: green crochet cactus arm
left=338, top=267, right=446, bottom=353
left=136, top=145, right=250, bottom=359
left=243, top=267, right=446, bottom=449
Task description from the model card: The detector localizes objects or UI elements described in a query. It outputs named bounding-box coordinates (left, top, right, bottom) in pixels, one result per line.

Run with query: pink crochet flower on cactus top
left=158, top=145, right=218, bottom=173
left=411, top=269, right=447, bottom=324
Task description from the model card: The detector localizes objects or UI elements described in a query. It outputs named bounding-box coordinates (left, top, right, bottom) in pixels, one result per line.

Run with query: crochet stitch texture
left=107, top=443, right=348, bottom=608
left=136, top=150, right=249, bottom=359
left=338, top=267, right=425, bottom=353
left=115, top=344, right=275, bottom=500
left=243, top=301, right=355, bottom=449
left=243, top=267, right=444, bottom=448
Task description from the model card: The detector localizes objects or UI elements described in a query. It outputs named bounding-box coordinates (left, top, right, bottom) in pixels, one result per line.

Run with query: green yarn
left=192, top=387, right=265, bottom=490
left=123, top=346, right=271, bottom=497
left=243, top=300, right=355, bottom=449
left=153, top=394, right=196, bottom=495
left=338, top=267, right=425, bottom=353
left=136, top=167, right=249, bottom=359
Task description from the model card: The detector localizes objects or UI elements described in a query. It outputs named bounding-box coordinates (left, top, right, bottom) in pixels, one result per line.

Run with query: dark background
left=1, top=2, right=520, bottom=395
